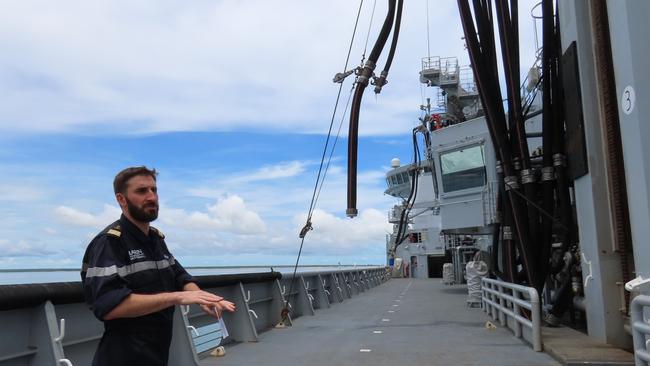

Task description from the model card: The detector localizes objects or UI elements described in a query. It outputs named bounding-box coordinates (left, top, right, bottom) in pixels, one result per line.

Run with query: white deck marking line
left=373, top=330, right=383, bottom=334
left=404, top=280, right=413, bottom=293
left=388, top=310, right=395, bottom=313
left=360, top=349, right=372, bottom=352
left=393, top=304, right=399, bottom=307
left=382, top=318, right=390, bottom=322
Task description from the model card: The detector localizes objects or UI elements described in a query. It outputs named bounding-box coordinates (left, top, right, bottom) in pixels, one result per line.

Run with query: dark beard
left=126, top=198, right=159, bottom=222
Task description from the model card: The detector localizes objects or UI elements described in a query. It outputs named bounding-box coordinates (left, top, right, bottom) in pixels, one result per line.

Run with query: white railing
left=481, top=277, right=542, bottom=351
left=631, top=295, right=650, bottom=365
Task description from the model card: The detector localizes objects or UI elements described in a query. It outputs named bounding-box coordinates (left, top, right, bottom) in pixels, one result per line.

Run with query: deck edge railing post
left=338, top=273, right=351, bottom=299
left=297, top=276, right=315, bottom=316
left=168, top=305, right=200, bottom=366
left=23, top=301, right=61, bottom=366
left=529, top=287, right=542, bottom=352
left=331, top=273, right=345, bottom=302
left=226, top=282, right=258, bottom=342
left=513, top=290, right=522, bottom=338
left=356, top=271, right=364, bottom=291
left=316, top=275, right=331, bottom=309
left=273, top=279, right=292, bottom=326
left=498, top=284, right=506, bottom=326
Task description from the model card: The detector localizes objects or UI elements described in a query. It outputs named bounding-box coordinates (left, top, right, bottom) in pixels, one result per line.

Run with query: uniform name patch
left=128, top=249, right=146, bottom=261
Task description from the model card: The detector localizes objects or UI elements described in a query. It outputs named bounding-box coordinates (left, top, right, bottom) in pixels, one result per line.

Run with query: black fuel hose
left=347, top=0, right=396, bottom=217
left=375, top=0, right=404, bottom=93
left=458, top=0, right=537, bottom=286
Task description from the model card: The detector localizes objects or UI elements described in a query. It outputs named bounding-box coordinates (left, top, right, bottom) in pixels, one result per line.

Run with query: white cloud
left=2, top=0, right=536, bottom=136
left=55, top=204, right=121, bottom=228
left=296, top=208, right=391, bottom=250
left=227, top=161, right=307, bottom=183
left=0, top=239, right=57, bottom=257
left=161, top=195, right=266, bottom=235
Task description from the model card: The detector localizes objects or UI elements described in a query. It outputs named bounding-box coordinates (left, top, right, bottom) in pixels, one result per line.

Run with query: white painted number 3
left=622, top=86, right=635, bottom=115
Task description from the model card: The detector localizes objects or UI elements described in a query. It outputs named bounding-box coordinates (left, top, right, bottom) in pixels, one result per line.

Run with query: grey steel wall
left=606, top=0, right=650, bottom=281
left=558, top=0, right=631, bottom=349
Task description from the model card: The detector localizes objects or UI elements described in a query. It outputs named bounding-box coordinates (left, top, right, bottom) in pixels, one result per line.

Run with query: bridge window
left=439, top=144, right=486, bottom=192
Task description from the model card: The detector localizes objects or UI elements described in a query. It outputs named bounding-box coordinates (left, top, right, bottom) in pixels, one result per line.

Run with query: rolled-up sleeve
left=81, top=237, right=132, bottom=320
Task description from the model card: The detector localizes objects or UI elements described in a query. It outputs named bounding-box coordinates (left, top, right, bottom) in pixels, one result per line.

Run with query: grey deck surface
left=200, top=278, right=559, bottom=366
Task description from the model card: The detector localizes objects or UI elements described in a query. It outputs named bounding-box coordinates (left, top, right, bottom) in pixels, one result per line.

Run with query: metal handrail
left=631, top=295, right=650, bottom=365
left=481, top=277, right=542, bottom=351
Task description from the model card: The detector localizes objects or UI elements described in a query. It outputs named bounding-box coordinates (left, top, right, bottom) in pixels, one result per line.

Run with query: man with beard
left=81, top=166, right=235, bottom=366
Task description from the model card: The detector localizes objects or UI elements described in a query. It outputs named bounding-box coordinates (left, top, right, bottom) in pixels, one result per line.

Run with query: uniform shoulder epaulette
left=151, top=226, right=165, bottom=239
left=106, top=225, right=122, bottom=238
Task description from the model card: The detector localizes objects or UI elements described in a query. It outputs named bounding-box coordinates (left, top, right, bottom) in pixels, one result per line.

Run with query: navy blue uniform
left=81, top=215, right=194, bottom=366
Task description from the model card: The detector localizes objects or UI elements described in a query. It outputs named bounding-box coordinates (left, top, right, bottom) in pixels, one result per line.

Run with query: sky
left=0, top=0, right=540, bottom=269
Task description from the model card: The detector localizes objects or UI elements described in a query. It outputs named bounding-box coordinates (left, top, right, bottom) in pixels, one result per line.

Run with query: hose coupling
left=520, top=169, right=537, bottom=184
left=541, top=166, right=555, bottom=182
left=553, top=153, right=567, bottom=167
left=504, top=176, right=519, bottom=191
left=496, top=161, right=503, bottom=174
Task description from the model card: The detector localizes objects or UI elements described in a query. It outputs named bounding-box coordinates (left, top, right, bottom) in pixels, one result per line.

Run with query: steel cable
left=283, top=0, right=366, bottom=321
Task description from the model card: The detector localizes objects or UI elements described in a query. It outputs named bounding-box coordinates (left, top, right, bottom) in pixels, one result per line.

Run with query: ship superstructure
left=385, top=1, right=650, bottom=363
left=385, top=53, right=543, bottom=283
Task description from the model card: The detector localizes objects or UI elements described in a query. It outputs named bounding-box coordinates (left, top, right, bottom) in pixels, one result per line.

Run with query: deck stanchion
left=338, top=273, right=351, bottom=299
left=168, top=305, right=200, bottom=366
left=332, top=273, right=346, bottom=301
left=295, top=276, right=315, bottom=316
left=273, top=279, right=292, bottom=326
left=498, top=284, right=506, bottom=326
left=316, top=275, right=331, bottom=309
left=513, top=291, right=522, bottom=338
left=225, top=283, right=258, bottom=342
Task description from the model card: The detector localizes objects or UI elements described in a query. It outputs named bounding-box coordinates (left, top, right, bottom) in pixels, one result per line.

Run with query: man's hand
left=200, top=299, right=236, bottom=319
left=181, top=282, right=236, bottom=319
left=174, top=290, right=223, bottom=306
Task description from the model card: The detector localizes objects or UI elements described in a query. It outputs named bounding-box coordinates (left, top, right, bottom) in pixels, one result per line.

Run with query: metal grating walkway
left=199, top=278, right=559, bottom=366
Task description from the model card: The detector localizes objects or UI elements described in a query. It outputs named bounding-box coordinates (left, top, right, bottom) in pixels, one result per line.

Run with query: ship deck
left=200, top=278, right=559, bottom=366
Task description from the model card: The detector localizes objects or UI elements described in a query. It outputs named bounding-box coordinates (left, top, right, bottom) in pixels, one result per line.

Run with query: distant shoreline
left=0, top=264, right=381, bottom=273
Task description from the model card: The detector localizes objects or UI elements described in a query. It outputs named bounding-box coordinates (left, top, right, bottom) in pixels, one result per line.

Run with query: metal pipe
left=458, top=0, right=536, bottom=287
left=551, top=9, right=574, bottom=250
left=347, top=0, right=396, bottom=217
left=496, top=0, right=541, bottom=290
left=375, top=0, right=404, bottom=94
left=538, top=0, right=555, bottom=290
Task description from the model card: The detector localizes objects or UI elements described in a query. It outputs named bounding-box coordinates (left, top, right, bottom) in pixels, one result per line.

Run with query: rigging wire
left=362, top=0, right=379, bottom=63
left=283, top=0, right=365, bottom=322
left=304, top=0, right=364, bottom=223
left=425, top=0, right=431, bottom=58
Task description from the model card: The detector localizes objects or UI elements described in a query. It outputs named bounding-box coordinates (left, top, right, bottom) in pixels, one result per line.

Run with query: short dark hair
left=113, top=166, right=158, bottom=194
